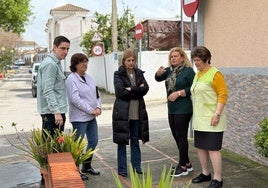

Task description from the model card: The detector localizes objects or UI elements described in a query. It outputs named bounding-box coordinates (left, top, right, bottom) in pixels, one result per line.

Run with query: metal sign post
left=182, top=0, right=200, bottom=138
left=138, top=40, right=142, bottom=68
left=135, top=23, right=144, bottom=69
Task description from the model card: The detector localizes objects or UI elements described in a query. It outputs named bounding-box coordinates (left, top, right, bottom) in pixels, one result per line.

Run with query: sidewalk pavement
left=1, top=93, right=268, bottom=188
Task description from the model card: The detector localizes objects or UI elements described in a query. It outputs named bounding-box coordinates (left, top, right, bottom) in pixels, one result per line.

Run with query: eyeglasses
left=58, top=47, right=70, bottom=51
left=80, top=60, right=88, bottom=64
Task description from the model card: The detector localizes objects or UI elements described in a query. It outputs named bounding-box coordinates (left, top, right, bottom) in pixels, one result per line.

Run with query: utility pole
left=180, top=0, right=184, bottom=49
left=111, top=0, right=118, bottom=52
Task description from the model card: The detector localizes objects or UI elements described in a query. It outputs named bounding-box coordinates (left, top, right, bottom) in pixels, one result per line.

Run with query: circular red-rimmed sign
left=91, top=44, right=103, bottom=56
left=135, top=23, right=144, bottom=40
left=183, top=0, right=199, bottom=17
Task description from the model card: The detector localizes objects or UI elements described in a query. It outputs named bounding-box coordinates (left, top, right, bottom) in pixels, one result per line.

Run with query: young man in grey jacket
left=37, top=35, right=70, bottom=136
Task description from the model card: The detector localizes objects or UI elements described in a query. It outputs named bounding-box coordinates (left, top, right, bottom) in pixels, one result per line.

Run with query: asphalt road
left=0, top=66, right=43, bottom=134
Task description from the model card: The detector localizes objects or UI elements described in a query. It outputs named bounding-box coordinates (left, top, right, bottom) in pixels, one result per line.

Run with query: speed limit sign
left=91, top=44, right=103, bottom=56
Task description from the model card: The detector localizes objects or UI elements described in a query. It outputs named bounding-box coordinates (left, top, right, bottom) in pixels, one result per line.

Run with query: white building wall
left=140, top=51, right=168, bottom=100
left=63, top=36, right=85, bottom=73
left=139, top=51, right=193, bottom=100
left=86, top=52, right=121, bottom=93
left=57, top=17, right=79, bottom=40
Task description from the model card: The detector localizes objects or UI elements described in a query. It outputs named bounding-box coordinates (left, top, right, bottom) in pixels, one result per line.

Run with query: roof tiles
left=51, top=3, right=89, bottom=12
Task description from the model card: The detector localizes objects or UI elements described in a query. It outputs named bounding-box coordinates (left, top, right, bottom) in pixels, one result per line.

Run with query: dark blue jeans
left=71, top=118, right=98, bottom=151
left=117, top=120, right=141, bottom=175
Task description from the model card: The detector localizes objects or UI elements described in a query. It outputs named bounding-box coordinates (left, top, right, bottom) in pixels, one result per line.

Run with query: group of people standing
left=37, top=36, right=101, bottom=182
left=37, top=35, right=228, bottom=188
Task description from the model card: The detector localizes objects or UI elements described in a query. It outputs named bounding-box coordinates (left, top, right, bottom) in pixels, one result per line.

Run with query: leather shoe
left=81, top=167, right=100, bottom=175
left=207, top=179, right=223, bottom=188
left=79, top=172, right=89, bottom=181
left=192, top=173, right=211, bottom=183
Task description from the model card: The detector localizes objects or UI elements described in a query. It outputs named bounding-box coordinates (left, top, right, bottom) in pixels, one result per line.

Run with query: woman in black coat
left=112, top=48, right=149, bottom=177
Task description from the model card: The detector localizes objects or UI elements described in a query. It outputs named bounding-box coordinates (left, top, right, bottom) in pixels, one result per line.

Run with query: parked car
left=13, top=59, right=25, bottom=66
left=29, top=62, right=41, bottom=97
left=4, top=65, right=19, bottom=70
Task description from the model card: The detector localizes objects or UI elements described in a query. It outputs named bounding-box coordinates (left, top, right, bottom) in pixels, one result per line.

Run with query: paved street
left=0, top=67, right=45, bottom=134
left=1, top=67, right=268, bottom=188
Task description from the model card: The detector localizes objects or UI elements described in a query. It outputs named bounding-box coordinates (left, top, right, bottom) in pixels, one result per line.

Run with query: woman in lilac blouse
left=66, top=53, right=102, bottom=180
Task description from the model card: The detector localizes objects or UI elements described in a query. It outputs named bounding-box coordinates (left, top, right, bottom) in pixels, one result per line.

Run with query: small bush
left=112, top=164, right=174, bottom=188
left=254, top=117, right=268, bottom=157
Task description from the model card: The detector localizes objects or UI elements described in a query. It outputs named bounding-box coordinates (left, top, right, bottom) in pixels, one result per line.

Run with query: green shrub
left=112, top=164, right=174, bottom=188
left=254, top=117, right=268, bottom=157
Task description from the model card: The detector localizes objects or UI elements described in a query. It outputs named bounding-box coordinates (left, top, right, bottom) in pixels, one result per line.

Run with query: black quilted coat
left=112, top=65, right=149, bottom=145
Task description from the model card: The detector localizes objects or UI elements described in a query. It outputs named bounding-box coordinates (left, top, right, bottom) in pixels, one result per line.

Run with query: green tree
left=0, top=0, right=33, bottom=34
left=117, top=7, right=135, bottom=51
left=0, top=47, right=15, bottom=73
left=80, top=7, right=135, bottom=56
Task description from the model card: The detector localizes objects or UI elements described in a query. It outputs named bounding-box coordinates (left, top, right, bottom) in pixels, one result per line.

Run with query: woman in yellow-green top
left=190, top=46, right=228, bottom=188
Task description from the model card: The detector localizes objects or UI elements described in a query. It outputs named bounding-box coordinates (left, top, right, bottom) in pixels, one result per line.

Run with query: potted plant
left=1, top=122, right=97, bottom=170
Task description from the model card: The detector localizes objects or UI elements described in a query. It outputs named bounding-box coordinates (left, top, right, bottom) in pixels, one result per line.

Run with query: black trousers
left=168, top=113, right=192, bottom=166
left=41, top=113, right=66, bottom=136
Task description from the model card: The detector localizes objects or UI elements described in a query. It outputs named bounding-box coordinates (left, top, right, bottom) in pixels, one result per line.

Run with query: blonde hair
left=122, top=48, right=136, bottom=66
left=168, top=47, right=192, bottom=67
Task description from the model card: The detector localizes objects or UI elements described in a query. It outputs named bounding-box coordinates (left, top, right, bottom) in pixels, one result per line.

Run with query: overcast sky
left=22, top=0, right=186, bottom=48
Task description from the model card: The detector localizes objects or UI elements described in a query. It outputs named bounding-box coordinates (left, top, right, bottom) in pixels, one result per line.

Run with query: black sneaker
left=186, top=164, right=193, bottom=172
left=172, top=163, right=193, bottom=172
left=207, top=179, right=223, bottom=188
left=171, top=166, right=188, bottom=177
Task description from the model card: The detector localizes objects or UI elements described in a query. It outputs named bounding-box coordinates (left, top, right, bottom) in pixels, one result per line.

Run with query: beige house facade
left=197, top=0, right=268, bottom=68
left=197, top=1, right=268, bottom=166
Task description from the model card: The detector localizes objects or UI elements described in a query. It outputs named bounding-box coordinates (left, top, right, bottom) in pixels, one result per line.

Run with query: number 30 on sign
left=91, top=44, right=103, bottom=56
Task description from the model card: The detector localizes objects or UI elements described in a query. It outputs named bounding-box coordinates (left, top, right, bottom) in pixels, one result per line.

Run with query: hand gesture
left=157, top=66, right=166, bottom=76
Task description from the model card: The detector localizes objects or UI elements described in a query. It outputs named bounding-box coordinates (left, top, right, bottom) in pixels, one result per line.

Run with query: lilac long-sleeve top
left=66, top=72, right=102, bottom=122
